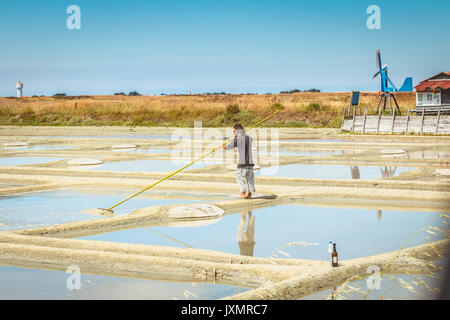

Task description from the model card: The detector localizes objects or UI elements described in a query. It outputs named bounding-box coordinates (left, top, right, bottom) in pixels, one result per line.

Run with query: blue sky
left=0, top=0, right=449, bottom=96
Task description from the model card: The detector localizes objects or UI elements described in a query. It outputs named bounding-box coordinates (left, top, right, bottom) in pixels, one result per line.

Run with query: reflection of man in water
left=237, top=211, right=256, bottom=256
left=350, top=166, right=360, bottom=179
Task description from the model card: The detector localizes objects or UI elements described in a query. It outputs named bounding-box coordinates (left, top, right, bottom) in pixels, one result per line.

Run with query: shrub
left=225, top=104, right=240, bottom=115
left=20, top=107, right=36, bottom=124
left=305, top=103, right=330, bottom=112
left=270, top=103, right=285, bottom=112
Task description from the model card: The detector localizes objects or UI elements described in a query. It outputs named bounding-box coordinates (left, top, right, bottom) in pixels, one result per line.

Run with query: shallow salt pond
left=112, top=147, right=172, bottom=154
left=255, top=149, right=342, bottom=157
left=0, top=188, right=228, bottom=231
left=300, top=273, right=442, bottom=300
left=0, top=265, right=248, bottom=299
left=0, top=157, right=65, bottom=166
left=81, top=204, right=446, bottom=261
left=256, top=164, right=417, bottom=179
left=90, top=159, right=225, bottom=172
left=300, top=258, right=447, bottom=300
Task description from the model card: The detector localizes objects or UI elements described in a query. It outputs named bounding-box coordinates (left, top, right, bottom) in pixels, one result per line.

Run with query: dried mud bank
left=0, top=232, right=326, bottom=288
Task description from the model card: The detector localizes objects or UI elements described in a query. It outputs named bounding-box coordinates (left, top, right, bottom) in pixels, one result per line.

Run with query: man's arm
left=223, top=137, right=237, bottom=150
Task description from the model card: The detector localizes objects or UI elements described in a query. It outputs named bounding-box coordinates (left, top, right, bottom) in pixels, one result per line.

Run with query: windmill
left=372, top=49, right=413, bottom=115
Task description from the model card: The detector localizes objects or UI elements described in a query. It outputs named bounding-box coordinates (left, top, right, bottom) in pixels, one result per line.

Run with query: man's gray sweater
left=225, top=129, right=255, bottom=168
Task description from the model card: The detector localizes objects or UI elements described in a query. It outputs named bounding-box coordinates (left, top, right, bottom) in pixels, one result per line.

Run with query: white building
left=16, top=81, right=23, bottom=98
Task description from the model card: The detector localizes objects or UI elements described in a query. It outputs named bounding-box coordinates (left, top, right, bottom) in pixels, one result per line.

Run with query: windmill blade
left=376, top=49, right=382, bottom=70
left=372, top=71, right=381, bottom=79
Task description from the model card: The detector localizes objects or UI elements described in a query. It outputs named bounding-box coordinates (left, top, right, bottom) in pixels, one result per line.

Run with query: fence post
left=405, top=108, right=410, bottom=135
left=376, top=107, right=382, bottom=134
left=340, top=107, right=346, bottom=132
left=391, top=111, right=396, bottom=134
left=351, top=107, right=356, bottom=132
left=420, top=109, right=425, bottom=135
left=362, top=108, right=367, bottom=134
left=435, top=106, right=441, bottom=135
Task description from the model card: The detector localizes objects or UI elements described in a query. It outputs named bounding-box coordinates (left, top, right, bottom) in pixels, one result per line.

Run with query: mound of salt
left=112, top=144, right=137, bottom=149
left=82, top=208, right=114, bottom=216
left=160, top=218, right=222, bottom=227
left=67, top=158, right=103, bottom=166
left=380, top=149, right=406, bottom=154
left=436, top=169, right=450, bottom=176
left=381, top=154, right=407, bottom=159
left=3, top=142, right=28, bottom=147
left=168, top=204, right=224, bottom=220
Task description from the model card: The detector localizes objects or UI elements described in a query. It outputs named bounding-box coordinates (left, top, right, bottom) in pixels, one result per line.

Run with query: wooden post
left=340, top=108, right=346, bottom=132
left=436, top=106, right=441, bottom=135
left=376, top=107, right=382, bottom=134
left=420, top=109, right=425, bottom=135
left=351, top=107, right=356, bottom=132
left=362, top=108, right=367, bottom=134
left=389, top=94, right=393, bottom=115
left=376, top=95, right=382, bottom=114
left=405, top=107, right=410, bottom=135
left=391, top=111, right=396, bottom=134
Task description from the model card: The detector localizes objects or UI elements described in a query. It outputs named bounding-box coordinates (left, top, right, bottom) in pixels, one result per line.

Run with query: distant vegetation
left=128, top=91, right=141, bottom=96
left=280, top=88, right=321, bottom=94
left=114, top=91, right=141, bottom=96
left=0, top=92, right=415, bottom=128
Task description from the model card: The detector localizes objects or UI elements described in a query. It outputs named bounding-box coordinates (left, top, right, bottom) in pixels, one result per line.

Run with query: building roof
left=415, top=71, right=450, bottom=91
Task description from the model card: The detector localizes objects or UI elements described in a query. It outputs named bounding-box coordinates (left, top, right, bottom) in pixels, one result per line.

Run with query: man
left=223, top=123, right=255, bottom=199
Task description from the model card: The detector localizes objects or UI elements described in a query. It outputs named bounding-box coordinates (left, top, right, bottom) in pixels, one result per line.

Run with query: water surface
left=0, top=188, right=225, bottom=231
left=257, top=164, right=417, bottom=179
left=0, top=157, right=65, bottom=166
left=81, top=204, right=446, bottom=261
left=0, top=265, right=248, bottom=300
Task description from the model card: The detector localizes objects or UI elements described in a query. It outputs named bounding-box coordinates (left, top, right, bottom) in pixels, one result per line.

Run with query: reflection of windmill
left=350, top=166, right=360, bottom=179
left=372, top=49, right=413, bottom=115
left=380, top=166, right=396, bottom=178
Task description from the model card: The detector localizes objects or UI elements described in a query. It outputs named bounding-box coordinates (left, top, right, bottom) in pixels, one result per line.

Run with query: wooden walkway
left=341, top=108, right=450, bottom=135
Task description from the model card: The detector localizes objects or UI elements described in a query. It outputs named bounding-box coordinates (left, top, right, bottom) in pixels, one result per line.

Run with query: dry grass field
left=0, top=92, right=415, bottom=128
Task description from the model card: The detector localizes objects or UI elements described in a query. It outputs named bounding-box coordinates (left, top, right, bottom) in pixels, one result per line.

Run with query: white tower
left=16, top=81, right=23, bottom=98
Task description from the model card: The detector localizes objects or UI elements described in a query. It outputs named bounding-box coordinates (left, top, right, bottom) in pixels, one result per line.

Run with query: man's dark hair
left=233, top=123, right=244, bottom=130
